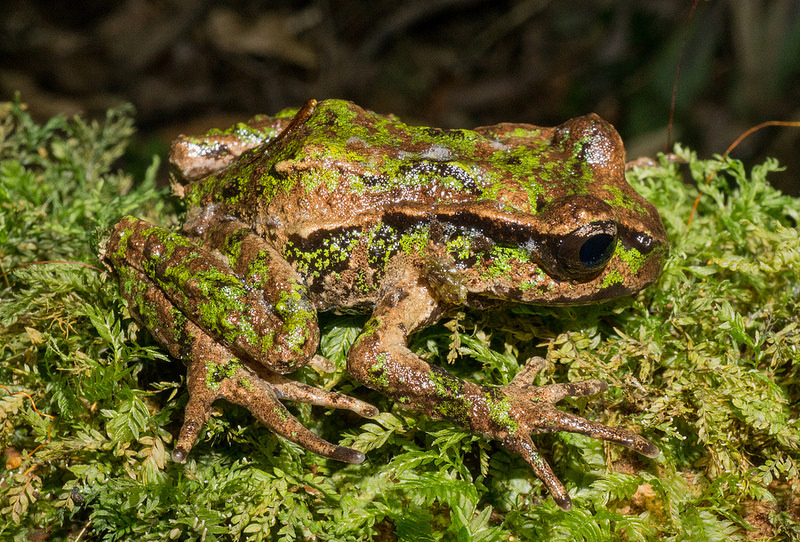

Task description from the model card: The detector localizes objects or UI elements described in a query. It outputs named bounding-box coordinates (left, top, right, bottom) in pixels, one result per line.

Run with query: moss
left=205, top=358, right=239, bottom=390
left=481, top=245, right=530, bottom=279
left=367, top=352, right=391, bottom=389
left=483, top=389, right=520, bottom=435
left=274, top=280, right=315, bottom=355
left=2, top=101, right=799, bottom=541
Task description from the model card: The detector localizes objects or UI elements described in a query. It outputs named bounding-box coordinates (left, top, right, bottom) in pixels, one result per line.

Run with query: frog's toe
left=506, top=358, right=657, bottom=457
left=527, top=405, right=658, bottom=457
left=264, top=372, right=379, bottom=418
left=502, top=433, right=572, bottom=511
left=508, top=357, right=608, bottom=403
left=173, top=385, right=217, bottom=463
left=531, top=379, right=608, bottom=404
left=228, top=381, right=367, bottom=463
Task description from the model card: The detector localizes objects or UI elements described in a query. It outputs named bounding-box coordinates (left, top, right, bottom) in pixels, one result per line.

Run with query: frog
left=100, top=99, right=668, bottom=511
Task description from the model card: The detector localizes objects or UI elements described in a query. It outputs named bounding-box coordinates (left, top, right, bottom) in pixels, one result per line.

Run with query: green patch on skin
left=616, top=244, right=648, bottom=275
left=273, top=406, right=289, bottom=422
left=505, top=126, right=543, bottom=138
left=118, top=266, right=161, bottom=331
left=169, top=306, right=188, bottom=345
left=484, top=390, right=519, bottom=435
left=274, top=280, right=315, bottom=355
left=367, top=352, right=391, bottom=389
left=353, top=317, right=383, bottom=354
left=600, top=269, right=624, bottom=289
left=355, top=269, right=376, bottom=293
left=429, top=368, right=469, bottom=424
left=430, top=367, right=464, bottom=399
left=205, top=359, right=239, bottom=390
left=481, top=246, right=530, bottom=280
left=365, top=224, right=398, bottom=271
left=399, top=228, right=430, bottom=256
left=284, top=229, right=363, bottom=278
left=219, top=228, right=248, bottom=270
left=260, top=329, right=275, bottom=353
left=496, top=145, right=546, bottom=211
left=446, top=235, right=472, bottom=260
left=518, top=267, right=550, bottom=291
left=200, top=123, right=274, bottom=148
left=119, top=226, right=192, bottom=284
left=246, top=249, right=272, bottom=289
left=157, top=260, right=262, bottom=352
left=112, top=225, right=135, bottom=260
left=297, top=166, right=342, bottom=194
left=603, top=183, right=649, bottom=216
left=434, top=399, right=470, bottom=423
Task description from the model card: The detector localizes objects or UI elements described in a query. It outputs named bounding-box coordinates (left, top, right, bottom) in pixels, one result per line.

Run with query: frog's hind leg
left=104, top=217, right=376, bottom=463
left=124, top=272, right=375, bottom=464
left=175, top=325, right=372, bottom=464
left=106, top=216, right=318, bottom=374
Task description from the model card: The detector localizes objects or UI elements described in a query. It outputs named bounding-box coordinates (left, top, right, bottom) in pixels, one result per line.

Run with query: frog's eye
left=557, top=221, right=617, bottom=277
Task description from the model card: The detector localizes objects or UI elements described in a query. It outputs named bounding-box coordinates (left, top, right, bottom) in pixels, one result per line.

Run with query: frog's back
left=176, top=100, right=660, bottom=311
left=181, top=100, right=574, bottom=225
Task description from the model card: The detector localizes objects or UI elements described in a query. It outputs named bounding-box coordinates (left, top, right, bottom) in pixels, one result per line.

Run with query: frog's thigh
left=192, top=217, right=322, bottom=373
left=107, top=216, right=318, bottom=373
left=113, top=259, right=368, bottom=463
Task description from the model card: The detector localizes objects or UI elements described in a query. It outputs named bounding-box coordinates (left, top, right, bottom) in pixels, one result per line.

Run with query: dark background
left=2, top=0, right=799, bottom=193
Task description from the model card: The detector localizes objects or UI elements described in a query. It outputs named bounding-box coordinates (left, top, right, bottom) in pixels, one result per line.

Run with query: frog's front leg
left=103, top=217, right=377, bottom=463
left=347, top=262, right=658, bottom=511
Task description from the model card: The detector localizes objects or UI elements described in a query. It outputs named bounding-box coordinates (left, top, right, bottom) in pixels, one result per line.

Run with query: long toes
left=265, top=373, right=379, bottom=417
left=509, top=356, right=547, bottom=386
left=531, top=407, right=659, bottom=457
left=253, top=400, right=366, bottom=463
left=503, top=434, right=572, bottom=511
left=536, top=379, right=608, bottom=403
left=226, top=377, right=366, bottom=463
left=173, top=392, right=216, bottom=463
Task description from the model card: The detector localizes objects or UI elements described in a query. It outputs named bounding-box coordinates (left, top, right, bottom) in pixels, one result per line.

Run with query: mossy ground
left=1, top=101, right=798, bottom=541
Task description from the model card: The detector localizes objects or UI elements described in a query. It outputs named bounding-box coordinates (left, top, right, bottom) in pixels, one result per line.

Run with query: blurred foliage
left=1, top=1, right=799, bottom=193
left=1, top=100, right=799, bottom=540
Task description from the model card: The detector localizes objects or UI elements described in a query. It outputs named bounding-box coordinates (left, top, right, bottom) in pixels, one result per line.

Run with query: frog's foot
left=172, top=332, right=378, bottom=465
left=497, top=356, right=659, bottom=510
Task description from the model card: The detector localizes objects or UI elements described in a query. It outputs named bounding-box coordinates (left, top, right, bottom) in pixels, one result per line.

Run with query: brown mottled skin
left=101, top=99, right=668, bottom=510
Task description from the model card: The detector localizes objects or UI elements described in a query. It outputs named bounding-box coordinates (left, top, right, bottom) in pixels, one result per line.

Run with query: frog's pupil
left=579, top=234, right=614, bottom=268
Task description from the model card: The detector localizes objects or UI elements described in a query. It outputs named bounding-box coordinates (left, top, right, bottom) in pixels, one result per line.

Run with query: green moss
left=196, top=121, right=275, bottom=149
left=602, top=183, right=649, bottom=216
left=367, top=352, right=391, bottom=389
left=481, top=245, right=530, bottom=279
left=616, top=244, right=647, bottom=275
left=205, top=358, right=239, bottom=390
left=274, top=280, right=315, bottom=355
left=484, top=390, right=520, bottom=435
left=3, top=100, right=800, bottom=541
left=600, top=268, right=624, bottom=288
left=398, top=228, right=429, bottom=256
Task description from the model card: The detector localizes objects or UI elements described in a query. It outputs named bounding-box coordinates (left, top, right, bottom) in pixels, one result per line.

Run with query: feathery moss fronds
left=1, top=102, right=798, bottom=540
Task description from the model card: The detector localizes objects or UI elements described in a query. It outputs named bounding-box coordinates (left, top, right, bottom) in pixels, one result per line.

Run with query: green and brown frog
left=100, top=99, right=668, bottom=510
